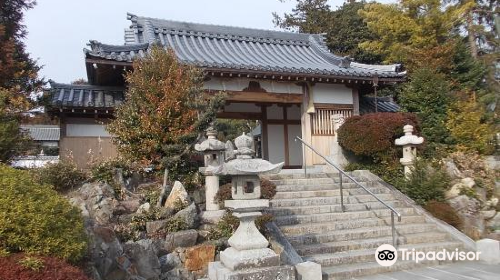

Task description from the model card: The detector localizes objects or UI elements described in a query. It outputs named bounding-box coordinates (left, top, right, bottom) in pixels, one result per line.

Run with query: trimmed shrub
left=207, top=211, right=240, bottom=240
left=0, top=253, right=90, bottom=280
left=393, top=160, right=450, bottom=205
left=215, top=183, right=232, bottom=205
left=424, top=201, right=463, bottom=230
left=337, top=112, right=420, bottom=162
left=31, top=160, right=86, bottom=192
left=0, top=165, right=87, bottom=263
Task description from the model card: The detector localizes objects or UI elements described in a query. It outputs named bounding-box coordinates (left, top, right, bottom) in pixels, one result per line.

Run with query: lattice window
left=311, top=108, right=352, bottom=135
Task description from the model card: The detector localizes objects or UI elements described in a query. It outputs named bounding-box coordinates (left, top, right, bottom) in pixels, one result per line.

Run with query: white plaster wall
left=267, top=104, right=283, bottom=120
left=204, top=77, right=302, bottom=94
left=268, top=124, right=285, bottom=164
left=66, top=124, right=111, bottom=137
left=287, top=124, right=303, bottom=166
left=287, top=105, right=301, bottom=120
left=312, top=83, right=353, bottom=104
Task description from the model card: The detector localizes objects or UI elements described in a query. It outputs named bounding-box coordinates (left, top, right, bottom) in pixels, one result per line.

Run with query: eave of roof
left=84, top=14, right=406, bottom=84
left=47, top=81, right=125, bottom=111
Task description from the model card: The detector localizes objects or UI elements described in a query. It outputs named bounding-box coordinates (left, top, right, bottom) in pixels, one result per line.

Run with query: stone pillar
left=205, top=175, right=220, bottom=211
left=395, top=125, right=424, bottom=179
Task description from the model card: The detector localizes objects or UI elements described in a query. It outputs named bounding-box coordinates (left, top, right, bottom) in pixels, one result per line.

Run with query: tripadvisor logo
left=375, top=244, right=481, bottom=267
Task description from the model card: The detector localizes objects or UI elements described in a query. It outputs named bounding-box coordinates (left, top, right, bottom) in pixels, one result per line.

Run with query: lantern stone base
left=208, top=261, right=296, bottom=280
left=220, top=247, right=279, bottom=270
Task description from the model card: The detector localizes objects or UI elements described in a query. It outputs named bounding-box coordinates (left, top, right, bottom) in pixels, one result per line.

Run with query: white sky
left=24, top=0, right=392, bottom=84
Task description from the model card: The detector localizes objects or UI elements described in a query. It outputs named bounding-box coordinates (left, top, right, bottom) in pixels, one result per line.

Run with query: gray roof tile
left=359, top=96, right=400, bottom=114
left=84, top=14, right=405, bottom=80
left=48, top=81, right=124, bottom=109
left=20, top=125, right=60, bottom=141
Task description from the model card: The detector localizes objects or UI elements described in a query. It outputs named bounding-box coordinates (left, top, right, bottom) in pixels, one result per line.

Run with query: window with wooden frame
left=311, top=104, right=353, bottom=135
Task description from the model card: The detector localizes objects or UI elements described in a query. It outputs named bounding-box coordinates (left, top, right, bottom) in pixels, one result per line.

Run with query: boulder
left=156, top=230, right=198, bottom=255
left=487, top=213, right=500, bottom=229
left=173, top=203, right=199, bottom=229
left=164, top=181, right=190, bottom=211
left=445, top=184, right=462, bottom=200
left=146, top=219, right=168, bottom=235
left=444, top=159, right=463, bottom=179
left=486, top=198, right=499, bottom=208
left=481, top=210, right=497, bottom=220
left=159, top=253, right=181, bottom=273
left=137, top=203, right=151, bottom=214
left=184, top=244, right=216, bottom=271
left=449, top=195, right=485, bottom=238
left=75, top=182, right=118, bottom=225
left=88, top=226, right=126, bottom=280
left=123, top=240, right=161, bottom=280
left=114, top=199, right=141, bottom=215
left=461, top=177, right=476, bottom=189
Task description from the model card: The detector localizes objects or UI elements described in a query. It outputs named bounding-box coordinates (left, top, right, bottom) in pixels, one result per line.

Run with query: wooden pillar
left=352, top=87, right=360, bottom=116
left=261, top=104, right=269, bottom=161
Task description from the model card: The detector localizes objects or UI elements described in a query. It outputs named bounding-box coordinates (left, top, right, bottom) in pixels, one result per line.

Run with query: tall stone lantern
left=208, top=133, right=295, bottom=279
left=395, top=125, right=424, bottom=178
left=195, top=127, right=226, bottom=211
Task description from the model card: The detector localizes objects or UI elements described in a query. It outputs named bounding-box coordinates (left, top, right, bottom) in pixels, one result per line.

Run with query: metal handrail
left=295, top=136, right=402, bottom=247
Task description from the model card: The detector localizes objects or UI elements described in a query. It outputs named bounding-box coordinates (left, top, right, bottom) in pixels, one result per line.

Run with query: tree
left=107, top=46, right=224, bottom=179
left=273, top=0, right=381, bottom=63
left=0, top=0, right=41, bottom=163
left=358, top=0, right=459, bottom=71
left=398, top=68, right=453, bottom=155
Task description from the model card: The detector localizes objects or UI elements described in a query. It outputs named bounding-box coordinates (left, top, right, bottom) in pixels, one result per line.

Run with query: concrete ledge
left=477, top=239, right=500, bottom=264
left=295, top=261, right=322, bottom=280
left=266, top=221, right=304, bottom=265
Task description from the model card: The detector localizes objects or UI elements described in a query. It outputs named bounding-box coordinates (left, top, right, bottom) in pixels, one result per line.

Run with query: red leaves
left=0, top=254, right=90, bottom=280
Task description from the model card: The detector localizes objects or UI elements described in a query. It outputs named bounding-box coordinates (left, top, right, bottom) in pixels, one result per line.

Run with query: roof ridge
left=126, top=12, right=315, bottom=43
left=49, top=81, right=125, bottom=91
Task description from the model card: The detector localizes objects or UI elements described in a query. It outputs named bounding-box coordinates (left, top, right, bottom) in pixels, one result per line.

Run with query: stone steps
left=268, top=171, right=469, bottom=280
left=295, top=232, right=450, bottom=256
left=287, top=223, right=438, bottom=246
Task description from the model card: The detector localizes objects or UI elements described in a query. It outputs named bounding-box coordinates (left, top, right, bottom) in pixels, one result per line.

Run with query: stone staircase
left=264, top=172, right=469, bottom=280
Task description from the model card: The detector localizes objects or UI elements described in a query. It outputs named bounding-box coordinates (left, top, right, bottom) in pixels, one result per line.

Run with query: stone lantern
left=195, top=126, right=226, bottom=212
left=395, top=125, right=424, bottom=178
left=208, top=133, right=295, bottom=279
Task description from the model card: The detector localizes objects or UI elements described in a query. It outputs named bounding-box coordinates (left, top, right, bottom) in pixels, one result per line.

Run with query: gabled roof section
left=47, top=81, right=125, bottom=110
left=20, top=125, right=60, bottom=141
left=359, top=96, right=400, bottom=114
left=84, top=13, right=405, bottom=81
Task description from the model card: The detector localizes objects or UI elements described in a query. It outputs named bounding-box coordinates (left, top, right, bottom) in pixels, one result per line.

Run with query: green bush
left=337, top=112, right=420, bottom=162
left=0, top=165, right=87, bottom=263
left=345, top=161, right=404, bottom=186
left=207, top=211, right=240, bottom=240
left=31, top=161, right=86, bottom=192
left=393, top=160, right=450, bottom=205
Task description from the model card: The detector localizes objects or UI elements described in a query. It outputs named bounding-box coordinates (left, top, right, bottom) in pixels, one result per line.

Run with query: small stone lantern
left=195, top=127, right=226, bottom=211
left=395, top=125, right=424, bottom=178
left=208, top=133, right=295, bottom=279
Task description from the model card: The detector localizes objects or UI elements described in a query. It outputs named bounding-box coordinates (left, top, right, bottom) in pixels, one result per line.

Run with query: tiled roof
left=359, top=96, right=400, bottom=114
left=20, top=125, right=60, bottom=141
left=48, top=81, right=125, bottom=109
left=84, top=13, right=405, bottom=80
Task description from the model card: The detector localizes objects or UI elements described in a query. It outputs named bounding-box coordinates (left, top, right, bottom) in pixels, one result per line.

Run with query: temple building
left=47, top=13, right=405, bottom=168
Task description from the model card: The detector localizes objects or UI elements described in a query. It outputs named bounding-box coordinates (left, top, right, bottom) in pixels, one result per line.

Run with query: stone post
left=195, top=127, right=226, bottom=213
left=395, top=125, right=424, bottom=179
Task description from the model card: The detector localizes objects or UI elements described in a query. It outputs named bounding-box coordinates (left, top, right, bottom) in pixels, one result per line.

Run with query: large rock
left=444, top=159, right=463, bottom=179
left=159, top=253, right=181, bottom=273
left=87, top=226, right=126, bottom=280
left=164, top=181, right=190, bottom=211
left=487, top=213, right=500, bottom=229
left=155, top=230, right=198, bottom=255
left=114, top=199, right=141, bottom=215
left=184, top=244, right=215, bottom=271
left=123, top=240, right=161, bottom=280
left=173, top=203, right=199, bottom=229
left=146, top=220, right=168, bottom=235
left=74, top=182, right=119, bottom=225
left=449, top=195, right=484, bottom=239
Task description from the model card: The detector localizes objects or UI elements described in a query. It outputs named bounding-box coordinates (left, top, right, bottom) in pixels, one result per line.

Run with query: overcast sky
left=24, top=0, right=390, bottom=84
